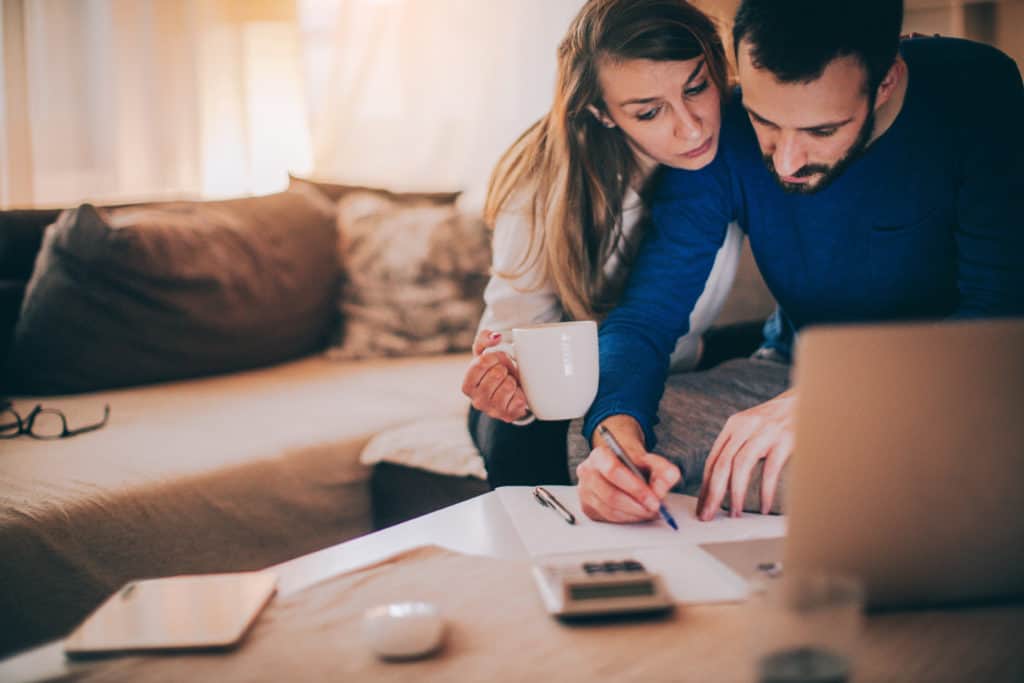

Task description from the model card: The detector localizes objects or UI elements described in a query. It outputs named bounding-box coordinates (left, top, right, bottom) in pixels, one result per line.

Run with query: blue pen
left=598, top=424, right=679, bottom=531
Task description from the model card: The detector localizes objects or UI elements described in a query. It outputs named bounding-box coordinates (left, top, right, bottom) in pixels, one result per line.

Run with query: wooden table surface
left=1, top=492, right=1020, bottom=682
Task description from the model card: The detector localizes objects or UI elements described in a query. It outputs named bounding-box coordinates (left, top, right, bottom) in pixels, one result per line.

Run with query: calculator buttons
left=582, top=560, right=645, bottom=574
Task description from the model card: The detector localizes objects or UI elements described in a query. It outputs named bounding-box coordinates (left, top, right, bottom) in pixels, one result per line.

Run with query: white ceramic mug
left=500, top=320, right=599, bottom=421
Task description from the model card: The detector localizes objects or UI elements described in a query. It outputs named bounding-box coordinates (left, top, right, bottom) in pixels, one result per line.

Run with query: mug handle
left=481, top=339, right=535, bottom=426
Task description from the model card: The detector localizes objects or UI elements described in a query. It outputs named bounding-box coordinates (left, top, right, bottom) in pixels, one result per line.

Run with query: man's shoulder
left=902, top=35, right=1017, bottom=72
left=903, top=36, right=1022, bottom=99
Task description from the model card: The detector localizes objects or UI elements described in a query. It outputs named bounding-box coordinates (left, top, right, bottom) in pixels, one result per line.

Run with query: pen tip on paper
left=659, top=504, right=678, bottom=531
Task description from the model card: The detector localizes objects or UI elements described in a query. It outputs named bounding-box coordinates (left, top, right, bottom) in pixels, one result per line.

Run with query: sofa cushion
left=0, top=351, right=472, bottom=656
left=326, top=191, right=491, bottom=360
left=4, top=188, right=340, bottom=394
left=360, top=414, right=486, bottom=479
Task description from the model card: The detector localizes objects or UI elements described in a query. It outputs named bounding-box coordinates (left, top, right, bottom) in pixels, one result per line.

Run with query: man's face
left=737, top=41, right=874, bottom=194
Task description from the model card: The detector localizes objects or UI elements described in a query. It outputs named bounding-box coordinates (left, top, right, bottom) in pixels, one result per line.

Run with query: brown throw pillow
left=5, top=189, right=340, bottom=394
left=326, top=191, right=490, bottom=360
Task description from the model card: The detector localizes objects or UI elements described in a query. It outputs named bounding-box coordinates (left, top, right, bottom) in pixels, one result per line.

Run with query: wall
left=695, top=0, right=1022, bottom=72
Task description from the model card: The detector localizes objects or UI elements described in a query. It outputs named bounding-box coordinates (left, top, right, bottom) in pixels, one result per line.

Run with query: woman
left=461, top=0, right=742, bottom=488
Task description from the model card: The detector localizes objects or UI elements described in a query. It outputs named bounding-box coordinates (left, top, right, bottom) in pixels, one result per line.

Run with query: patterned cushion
left=326, top=191, right=490, bottom=360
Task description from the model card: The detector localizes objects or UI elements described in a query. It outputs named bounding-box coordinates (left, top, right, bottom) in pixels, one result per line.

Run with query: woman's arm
left=464, top=206, right=563, bottom=423
left=476, top=206, right=562, bottom=336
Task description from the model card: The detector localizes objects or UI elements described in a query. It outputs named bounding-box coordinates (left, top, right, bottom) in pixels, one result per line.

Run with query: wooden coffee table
left=1, top=492, right=1021, bottom=682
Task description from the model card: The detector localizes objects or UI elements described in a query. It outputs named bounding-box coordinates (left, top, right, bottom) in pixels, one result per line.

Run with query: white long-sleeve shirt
left=478, top=187, right=742, bottom=372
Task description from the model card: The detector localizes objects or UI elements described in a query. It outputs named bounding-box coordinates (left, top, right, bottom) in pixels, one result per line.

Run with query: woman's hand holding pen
left=576, top=414, right=681, bottom=523
left=461, top=328, right=530, bottom=422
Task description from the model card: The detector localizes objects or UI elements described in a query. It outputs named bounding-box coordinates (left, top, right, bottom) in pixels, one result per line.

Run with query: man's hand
left=460, top=329, right=529, bottom=422
left=577, top=414, right=681, bottom=523
left=697, top=389, right=796, bottom=520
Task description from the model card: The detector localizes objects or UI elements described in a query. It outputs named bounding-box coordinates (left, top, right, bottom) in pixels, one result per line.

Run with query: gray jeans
left=567, top=356, right=792, bottom=511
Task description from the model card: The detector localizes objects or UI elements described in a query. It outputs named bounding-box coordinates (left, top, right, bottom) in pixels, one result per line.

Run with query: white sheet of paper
left=497, top=485, right=786, bottom=557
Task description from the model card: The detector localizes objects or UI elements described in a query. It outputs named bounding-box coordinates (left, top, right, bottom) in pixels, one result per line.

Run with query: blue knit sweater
left=584, top=37, right=1024, bottom=447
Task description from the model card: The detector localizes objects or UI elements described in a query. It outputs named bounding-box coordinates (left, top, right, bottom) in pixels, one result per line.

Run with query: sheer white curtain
left=0, top=0, right=312, bottom=208
left=305, top=0, right=585, bottom=204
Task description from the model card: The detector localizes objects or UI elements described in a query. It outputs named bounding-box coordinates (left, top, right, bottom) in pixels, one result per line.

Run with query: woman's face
left=596, top=55, right=721, bottom=172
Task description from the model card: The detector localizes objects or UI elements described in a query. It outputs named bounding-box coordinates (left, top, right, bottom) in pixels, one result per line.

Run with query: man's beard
left=763, top=106, right=876, bottom=195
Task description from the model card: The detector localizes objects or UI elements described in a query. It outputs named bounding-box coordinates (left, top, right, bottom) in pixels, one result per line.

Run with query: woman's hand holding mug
left=461, top=321, right=600, bottom=425
left=461, top=329, right=530, bottom=422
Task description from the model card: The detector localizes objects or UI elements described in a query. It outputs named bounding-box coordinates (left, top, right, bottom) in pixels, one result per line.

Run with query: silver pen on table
left=597, top=424, right=679, bottom=531
left=533, top=486, right=576, bottom=525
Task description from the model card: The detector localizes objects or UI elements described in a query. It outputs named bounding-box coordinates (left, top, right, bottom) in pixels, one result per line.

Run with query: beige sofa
left=0, top=185, right=497, bottom=657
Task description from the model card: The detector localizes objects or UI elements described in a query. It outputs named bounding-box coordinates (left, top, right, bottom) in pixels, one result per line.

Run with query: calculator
left=531, top=558, right=674, bottom=619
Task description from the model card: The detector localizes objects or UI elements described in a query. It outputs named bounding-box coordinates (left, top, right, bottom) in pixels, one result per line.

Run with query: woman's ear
left=586, top=104, right=617, bottom=129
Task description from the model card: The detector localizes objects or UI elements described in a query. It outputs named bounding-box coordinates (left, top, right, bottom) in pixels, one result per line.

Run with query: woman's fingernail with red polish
left=490, top=332, right=502, bottom=340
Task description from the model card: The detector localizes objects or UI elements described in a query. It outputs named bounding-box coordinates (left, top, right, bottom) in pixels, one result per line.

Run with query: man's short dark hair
left=733, top=0, right=904, bottom=94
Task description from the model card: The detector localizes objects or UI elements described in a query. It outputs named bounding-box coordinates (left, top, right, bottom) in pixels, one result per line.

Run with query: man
left=572, top=0, right=1023, bottom=524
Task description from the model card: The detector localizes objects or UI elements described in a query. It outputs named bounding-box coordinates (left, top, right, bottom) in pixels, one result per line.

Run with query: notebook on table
left=64, top=571, right=277, bottom=658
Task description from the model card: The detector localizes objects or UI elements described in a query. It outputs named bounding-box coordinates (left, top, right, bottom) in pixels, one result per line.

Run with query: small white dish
left=362, top=601, right=445, bottom=660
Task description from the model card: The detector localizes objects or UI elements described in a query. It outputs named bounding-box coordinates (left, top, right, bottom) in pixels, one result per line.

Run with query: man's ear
left=873, top=56, right=905, bottom=110
left=586, top=104, right=617, bottom=128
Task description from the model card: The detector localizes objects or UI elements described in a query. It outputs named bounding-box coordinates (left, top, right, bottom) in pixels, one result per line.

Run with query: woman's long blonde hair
left=484, top=0, right=729, bottom=321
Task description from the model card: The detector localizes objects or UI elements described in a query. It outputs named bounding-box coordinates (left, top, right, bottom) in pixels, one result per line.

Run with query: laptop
left=780, top=318, right=1024, bottom=609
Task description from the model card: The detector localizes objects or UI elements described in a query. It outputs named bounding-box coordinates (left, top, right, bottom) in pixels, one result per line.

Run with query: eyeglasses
left=0, top=402, right=110, bottom=440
